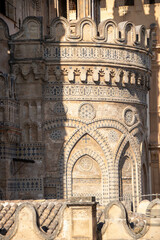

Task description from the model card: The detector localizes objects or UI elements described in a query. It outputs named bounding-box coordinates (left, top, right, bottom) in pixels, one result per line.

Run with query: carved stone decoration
left=72, top=155, right=102, bottom=200
left=53, top=102, right=68, bottom=115
left=108, top=129, right=119, bottom=142
left=50, top=130, right=61, bottom=140
left=32, top=0, right=41, bottom=12
left=123, top=107, right=135, bottom=126
left=1, top=15, right=153, bottom=205
left=78, top=156, right=93, bottom=172
left=79, top=103, right=95, bottom=120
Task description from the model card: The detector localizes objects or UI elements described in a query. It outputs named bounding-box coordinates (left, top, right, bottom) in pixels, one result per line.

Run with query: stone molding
left=43, top=84, right=147, bottom=104
left=8, top=16, right=152, bottom=76
left=51, top=117, right=144, bottom=202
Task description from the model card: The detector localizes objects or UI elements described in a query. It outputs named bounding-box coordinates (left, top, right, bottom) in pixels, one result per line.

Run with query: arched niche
left=65, top=145, right=108, bottom=205
left=0, top=76, right=5, bottom=97
left=0, top=107, right=5, bottom=122
left=31, top=124, right=38, bottom=142
left=107, top=24, right=115, bottom=43
left=23, top=102, right=29, bottom=118
left=30, top=101, right=37, bottom=120
left=82, top=23, right=92, bottom=41
left=119, top=156, right=133, bottom=200
left=142, top=163, right=147, bottom=195
left=126, top=24, right=135, bottom=45
left=24, top=124, right=30, bottom=142
left=72, top=155, right=102, bottom=201
left=68, top=0, right=77, bottom=20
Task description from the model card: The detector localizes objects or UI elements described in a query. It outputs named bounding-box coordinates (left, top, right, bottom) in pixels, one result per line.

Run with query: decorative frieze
left=16, top=143, right=44, bottom=161
left=43, top=46, right=151, bottom=70
left=79, top=103, right=96, bottom=120
left=50, top=130, right=62, bottom=141
left=43, top=84, right=147, bottom=105
left=53, top=102, right=68, bottom=116
left=7, top=178, right=43, bottom=192
left=123, top=107, right=136, bottom=126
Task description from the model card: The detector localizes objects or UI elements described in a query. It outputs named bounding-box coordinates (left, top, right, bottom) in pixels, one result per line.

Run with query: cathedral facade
left=0, top=0, right=158, bottom=208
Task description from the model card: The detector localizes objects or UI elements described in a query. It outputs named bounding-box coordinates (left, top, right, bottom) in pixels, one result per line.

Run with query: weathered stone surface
left=137, top=200, right=150, bottom=214
left=0, top=15, right=153, bottom=208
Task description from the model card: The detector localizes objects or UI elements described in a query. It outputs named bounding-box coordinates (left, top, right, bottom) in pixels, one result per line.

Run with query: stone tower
left=0, top=1, right=153, bottom=208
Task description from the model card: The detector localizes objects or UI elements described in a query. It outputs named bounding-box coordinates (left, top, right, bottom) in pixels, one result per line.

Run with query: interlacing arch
left=66, top=148, right=109, bottom=205
left=51, top=117, right=143, bottom=201
left=59, top=129, right=113, bottom=202
left=114, top=140, right=141, bottom=205
left=44, top=117, right=129, bottom=133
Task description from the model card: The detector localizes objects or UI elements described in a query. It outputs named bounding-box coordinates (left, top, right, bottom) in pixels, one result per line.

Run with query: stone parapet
left=0, top=198, right=159, bottom=240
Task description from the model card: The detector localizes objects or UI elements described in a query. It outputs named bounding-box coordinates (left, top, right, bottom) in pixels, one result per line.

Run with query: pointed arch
left=23, top=102, right=29, bottom=118
left=66, top=148, right=108, bottom=205
left=115, top=139, right=140, bottom=209
left=0, top=107, right=5, bottom=122
left=58, top=127, right=113, bottom=203
left=30, top=101, right=37, bottom=120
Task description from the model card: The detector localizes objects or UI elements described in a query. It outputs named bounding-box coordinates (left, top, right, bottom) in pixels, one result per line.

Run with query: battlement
left=0, top=17, right=152, bottom=93
left=8, top=16, right=154, bottom=51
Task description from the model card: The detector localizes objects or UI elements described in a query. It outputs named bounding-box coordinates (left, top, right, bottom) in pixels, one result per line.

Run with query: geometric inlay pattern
left=7, top=178, right=43, bottom=192
left=79, top=103, right=95, bottom=120
left=108, top=129, right=119, bottom=142
left=124, top=108, right=135, bottom=126
left=50, top=130, right=61, bottom=140
left=54, top=102, right=68, bottom=115
left=78, top=156, right=93, bottom=171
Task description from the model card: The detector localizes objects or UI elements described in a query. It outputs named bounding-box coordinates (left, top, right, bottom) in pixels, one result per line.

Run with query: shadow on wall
left=0, top=16, right=67, bottom=200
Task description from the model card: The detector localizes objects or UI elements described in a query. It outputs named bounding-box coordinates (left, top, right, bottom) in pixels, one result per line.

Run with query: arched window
left=24, top=124, right=30, bottom=142
left=68, top=0, right=77, bottom=20
left=142, top=164, right=147, bottom=195
left=30, top=101, right=37, bottom=120
left=23, top=102, right=29, bottom=118
left=119, top=156, right=133, bottom=201
left=59, top=0, right=67, bottom=18
left=69, top=0, right=77, bottom=10
left=0, top=76, right=5, bottom=97
left=126, top=24, right=134, bottom=45
left=31, top=124, right=38, bottom=142
left=0, top=107, right=5, bottom=122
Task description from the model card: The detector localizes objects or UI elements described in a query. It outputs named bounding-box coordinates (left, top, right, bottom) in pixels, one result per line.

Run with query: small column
left=77, top=0, right=92, bottom=19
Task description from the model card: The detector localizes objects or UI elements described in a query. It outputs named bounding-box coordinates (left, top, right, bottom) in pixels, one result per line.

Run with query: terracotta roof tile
left=0, top=200, right=65, bottom=237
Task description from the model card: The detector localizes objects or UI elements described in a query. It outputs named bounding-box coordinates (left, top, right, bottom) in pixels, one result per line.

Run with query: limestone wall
left=0, top=15, right=154, bottom=206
